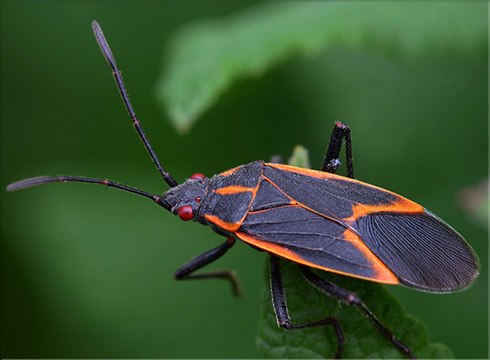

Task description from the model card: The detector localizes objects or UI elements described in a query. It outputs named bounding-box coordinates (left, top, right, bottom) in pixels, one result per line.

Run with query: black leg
left=269, top=255, right=345, bottom=359
left=298, top=265, right=415, bottom=359
left=174, top=237, right=241, bottom=297
left=321, top=122, right=354, bottom=178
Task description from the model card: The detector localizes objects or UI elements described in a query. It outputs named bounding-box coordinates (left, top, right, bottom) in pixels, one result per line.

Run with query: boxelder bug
left=7, top=21, right=479, bottom=359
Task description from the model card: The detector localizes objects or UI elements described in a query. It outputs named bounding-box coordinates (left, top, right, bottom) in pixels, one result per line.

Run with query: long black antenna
left=92, top=20, right=177, bottom=188
left=7, top=176, right=171, bottom=211
left=6, top=21, right=177, bottom=210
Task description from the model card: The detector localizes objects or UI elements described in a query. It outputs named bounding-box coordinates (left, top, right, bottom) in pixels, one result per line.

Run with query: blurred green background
left=1, top=2, right=487, bottom=358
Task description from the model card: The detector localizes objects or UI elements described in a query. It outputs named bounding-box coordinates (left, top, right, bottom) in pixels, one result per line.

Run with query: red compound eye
left=177, top=205, right=193, bottom=221
left=190, top=173, right=205, bottom=180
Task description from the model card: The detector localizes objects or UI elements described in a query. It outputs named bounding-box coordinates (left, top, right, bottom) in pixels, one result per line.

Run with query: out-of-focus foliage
left=157, top=2, right=486, bottom=133
left=287, top=145, right=310, bottom=170
left=457, top=178, right=488, bottom=229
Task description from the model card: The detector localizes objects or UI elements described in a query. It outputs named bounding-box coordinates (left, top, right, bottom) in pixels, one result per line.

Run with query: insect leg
left=174, top=237, right=241, bottom=297
left=270, top=255, right=345, bottom=359
left=321, top=121, right=354, bottom=178
left=298, top=265, right=415, bottom=359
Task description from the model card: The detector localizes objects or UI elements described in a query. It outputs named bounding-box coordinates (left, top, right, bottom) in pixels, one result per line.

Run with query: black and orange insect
left=7, top=21, right=479, bottom=359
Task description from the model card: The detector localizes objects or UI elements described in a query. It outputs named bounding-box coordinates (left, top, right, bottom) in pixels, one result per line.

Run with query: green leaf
left=458, top=178, right=489, bottom=229
left=255, top=148, right=454, bottom=359
left=256, top=261, right=453, bottom=359
left=156, top=2, right=486, bottom=133
left=287, top=145, right=310, bottom=170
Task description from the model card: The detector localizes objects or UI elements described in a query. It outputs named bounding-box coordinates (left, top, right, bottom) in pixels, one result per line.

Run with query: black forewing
left=251, top=178, right=291, bottom=211
left=243, top=165, right=479, bottom=292
left=354, top=211, right=479, bottom=292
left=241, top=205, right=380, bottom=280
left=263, top=165, right=398, bottom=219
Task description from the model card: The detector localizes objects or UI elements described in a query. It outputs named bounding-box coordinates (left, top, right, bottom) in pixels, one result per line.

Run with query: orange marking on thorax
left=219, top=166, right=242, bottom=177
left=213, top=185, right=255, bottom=195
left=204, top=214, right=241, bottom=232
